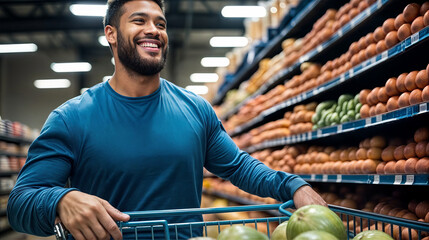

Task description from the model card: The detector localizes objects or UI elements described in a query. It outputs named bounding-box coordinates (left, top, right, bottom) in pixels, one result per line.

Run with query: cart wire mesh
left=55, top=200, right=429, bottom=240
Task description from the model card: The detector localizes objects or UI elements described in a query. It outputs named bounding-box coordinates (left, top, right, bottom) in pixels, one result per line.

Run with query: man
left=7, top=0, right=326, bottom=239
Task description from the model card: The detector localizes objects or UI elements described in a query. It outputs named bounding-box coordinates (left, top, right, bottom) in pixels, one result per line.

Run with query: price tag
left=301, top=134, right=306, bottom=142
left=420, top=103, right=428, bottom=112
left=394, top=175, right=402, bottom=185
left=377, top=0, right=382, bottom=8
left=317, top=129, right=322, bottom=138
left=365, top=7, right=371, bottom=16
left=317, top=45, right=323, bottom=52
left=300, top=55, right=309, bottom=63
left=340, top=74, right=345, bottom=83
left=373, top=175, right=380, bottom=184
left=297, top=94, right=302, bottom=102
left=307, top=132, right=312, bottom=140
left=365, top=118, right=371, bottom=126
left=322, top=175, right=328, bottom=182
left=337, top=124, right=343, bottom=132
left=336, top=175, right=342, bottom=183
left=311, top=174, right=316, bottom=181
left=375, top=115, right=382, bottom=122
left=381, top=51, right=388, bottom=60
left=348, top=69, right=354, bottom=78
left=405, top=175, right=414, bottom=185
left=411, top=32, right=419, bottom=44
left=297, top=134, right=301, bottom=142
left=338, top=28, right=343, bottom=37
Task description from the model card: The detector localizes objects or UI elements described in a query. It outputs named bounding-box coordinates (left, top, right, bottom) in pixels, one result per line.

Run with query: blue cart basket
left=54, top=200, right=429, bottom=240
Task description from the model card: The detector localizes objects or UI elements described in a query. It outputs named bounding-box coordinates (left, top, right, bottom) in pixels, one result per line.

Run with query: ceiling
left=0, top=0, right=258, bottom=66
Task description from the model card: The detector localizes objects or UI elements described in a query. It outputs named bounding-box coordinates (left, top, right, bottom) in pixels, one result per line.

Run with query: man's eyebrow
left=128, top=12, right=167, bottom=23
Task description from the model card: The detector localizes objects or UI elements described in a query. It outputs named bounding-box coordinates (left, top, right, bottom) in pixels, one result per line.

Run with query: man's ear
left=104, top=25, right=117, bottom=46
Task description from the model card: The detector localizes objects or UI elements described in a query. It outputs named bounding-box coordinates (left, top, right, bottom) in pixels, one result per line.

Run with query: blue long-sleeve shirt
left=8, top=79, right=308, bottom=238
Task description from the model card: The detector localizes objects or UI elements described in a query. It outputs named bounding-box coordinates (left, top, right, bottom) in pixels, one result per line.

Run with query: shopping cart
left=54, top=200, right=429, bottom=240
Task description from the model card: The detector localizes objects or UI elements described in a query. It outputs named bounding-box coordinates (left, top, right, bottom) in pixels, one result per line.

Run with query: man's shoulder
left=162, top=79, right=209, bottom=106
left=54, top=83, right=104, bottom=117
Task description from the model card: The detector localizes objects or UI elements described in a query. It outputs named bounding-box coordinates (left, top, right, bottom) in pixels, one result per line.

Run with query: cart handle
left=123, top=200, right=294, bottom=219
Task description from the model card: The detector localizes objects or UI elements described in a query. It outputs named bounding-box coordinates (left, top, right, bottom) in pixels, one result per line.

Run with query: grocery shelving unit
left=0, top=133, right=30, bottom=233
left=228, top=25, right=429, bottom=138
left=244, top=102, right=429, bottom=153
left=206, top=0, right=429, bottom=234
left=213, top=0, right=355, bottom=106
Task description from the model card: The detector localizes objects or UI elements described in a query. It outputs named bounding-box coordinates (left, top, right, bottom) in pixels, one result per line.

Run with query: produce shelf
left=0, top=134, right=32, bottom=145
left=243, top=102, right=429, bottom=153
left=299, top=174, right=429, bottom=185
left=230, top=26, right=429, bottom=137
left=213, top=0, right=351, bottom=106
left=0, top=171, right=19, bottom=176
left=221, top=0, right=395, bottom=121
left=0, top=150, right=26, bottom=158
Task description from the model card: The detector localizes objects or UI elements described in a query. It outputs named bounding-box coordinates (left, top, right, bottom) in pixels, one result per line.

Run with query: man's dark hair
left=103, top=0, right=165, bottom=28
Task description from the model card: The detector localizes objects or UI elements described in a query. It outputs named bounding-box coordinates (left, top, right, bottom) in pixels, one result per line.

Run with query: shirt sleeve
left=7, top=111, right=79, bottom=236
left=203, top=102, right=309, bottom=202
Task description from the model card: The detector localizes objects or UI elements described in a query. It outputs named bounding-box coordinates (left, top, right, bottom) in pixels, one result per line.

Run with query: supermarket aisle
left=0, top=231, right=55, bottom=240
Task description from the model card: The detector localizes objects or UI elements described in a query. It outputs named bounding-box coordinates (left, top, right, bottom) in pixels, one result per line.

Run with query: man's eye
left=157, top=23, right=166, bottom=28
left=133, top=19, right=144, bottom=23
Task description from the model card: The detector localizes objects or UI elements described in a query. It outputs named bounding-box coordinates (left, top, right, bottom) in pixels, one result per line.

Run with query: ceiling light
left=201, top=57, right=230, bottom=67
left=34, top=79, right=71, bottom=89
left=221, top=6, right=266, bottom=18
left=190, top=73, right=219, bottom=83
left=103, top=76, right=112, bottom=82
left=185, top=85, right=208, bottom=95
left=98, top=36, right=109, bottom=46
left=0, top=43, right=38, bottom=53
left=51, top=62, right=92, bottom=73
left=70, top=4, right=107, bottom=17
left=210, top=37, right=249, bottom=47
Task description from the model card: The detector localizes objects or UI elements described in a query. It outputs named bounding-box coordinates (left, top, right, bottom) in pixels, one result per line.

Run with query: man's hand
left=293, top=185, right=327, bottom=209
left=56, top=191, right=130, bottom=240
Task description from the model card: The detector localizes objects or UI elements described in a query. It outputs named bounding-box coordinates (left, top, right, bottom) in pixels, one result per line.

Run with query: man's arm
left=7, top=111, right=129, bottom=239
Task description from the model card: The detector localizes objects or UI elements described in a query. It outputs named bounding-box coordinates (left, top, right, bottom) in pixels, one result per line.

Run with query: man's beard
left=117, top=30, right=167, bottom=76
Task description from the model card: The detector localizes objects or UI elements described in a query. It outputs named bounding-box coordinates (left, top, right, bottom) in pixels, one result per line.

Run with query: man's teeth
left=140, top=43, right=158, bottom=48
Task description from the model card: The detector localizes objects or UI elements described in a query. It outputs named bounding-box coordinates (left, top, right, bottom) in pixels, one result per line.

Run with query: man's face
left=116, top=0, right=168, bottom=76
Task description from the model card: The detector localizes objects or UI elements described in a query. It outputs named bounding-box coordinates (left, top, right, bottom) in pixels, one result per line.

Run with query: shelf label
left=307, top=132, right=312, bottom=140
left=375, top=115, right=382, bottom=122
left=411, top=32, right=419, bottom=45
left=348, top=69, right=354, bottom=78
left=373, top=175, right=380, bottom=184
left=299, top=55, right=309, bottom=63
left=297, top=94, right=302, bottom=102
left=317, top=129, right=322, bottom=138
left=337, top=124, right=343, bottom=132
left=420, top=103, right=428, bottom=112
left=336, top=175, right=342, bottom=183
left=377, top=0, right=382, bottom=8
left=405, top=175, right=414, bottom=185
left=322, top=174, right=328, bottom=182
left=381, top=51, right=388, bottom=60
left=338, top=28, right=343, bottom=37
left=365, top=118, right=371, bottom=126
left=394, top=175, right=402, bottom=185
left=317, top=45, right=323, bottom=52
left=340, top=74, right=345, bottom=83
left=311, top=174, right=316, bottom=181
left=365, top=7, right=371, bottom=16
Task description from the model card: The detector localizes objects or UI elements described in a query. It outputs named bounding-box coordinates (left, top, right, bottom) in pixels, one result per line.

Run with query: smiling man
left=7, top=1, right=326, bottom=240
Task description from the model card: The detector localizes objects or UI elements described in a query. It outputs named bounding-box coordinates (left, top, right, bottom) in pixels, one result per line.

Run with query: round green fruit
left=286, top=205, right=347, bottom=240
left=294, top=230, right=339, bottom=240
left=217, top=225, right=268, bottom=240
left=271, top=221, right=288, bottom=240
left=352, top=230, right=393, bottom=240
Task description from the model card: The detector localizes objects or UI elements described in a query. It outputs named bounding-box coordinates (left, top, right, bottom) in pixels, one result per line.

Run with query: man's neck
left=109, top=65, right=161, bottom=98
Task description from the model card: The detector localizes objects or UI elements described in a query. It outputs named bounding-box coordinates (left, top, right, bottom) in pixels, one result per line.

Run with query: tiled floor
left=0, top=230, right=55, bottom=240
